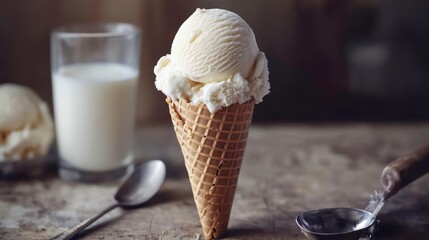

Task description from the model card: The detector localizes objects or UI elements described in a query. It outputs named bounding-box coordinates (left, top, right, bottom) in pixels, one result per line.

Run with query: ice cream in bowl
left=154, top=8, right=270, bottom=239
left=0, top=84, right=54, bottom=175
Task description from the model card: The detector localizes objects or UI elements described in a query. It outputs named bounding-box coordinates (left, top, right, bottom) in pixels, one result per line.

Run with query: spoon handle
left=382, top=144, right=429, bottom=198
left=50, top=203, right=119, bottom=240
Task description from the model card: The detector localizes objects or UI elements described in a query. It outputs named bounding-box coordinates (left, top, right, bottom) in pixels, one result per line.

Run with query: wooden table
left=1, top=124, right=429, bottom=240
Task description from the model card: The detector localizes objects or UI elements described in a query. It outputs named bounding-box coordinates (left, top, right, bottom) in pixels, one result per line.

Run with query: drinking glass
left=51, top=23, right=140, bottom=182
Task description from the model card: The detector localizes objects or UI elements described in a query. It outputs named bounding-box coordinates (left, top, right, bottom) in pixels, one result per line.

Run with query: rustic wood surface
left=1, top=124, right=429, bottom=240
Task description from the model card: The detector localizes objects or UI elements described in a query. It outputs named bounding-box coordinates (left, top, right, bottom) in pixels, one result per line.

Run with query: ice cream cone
left=166, top=97, right=255, bottom=239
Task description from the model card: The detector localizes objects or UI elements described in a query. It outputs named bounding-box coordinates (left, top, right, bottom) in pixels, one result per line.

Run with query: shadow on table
left=375, top=210, right=429, bottom=240
left=374, top=192, right=429, bottom=240
left=226, top=228, right=270, bottom=238
left=227, top=226, right=302, bottom=239
left=123, top=187, right=191, bottom=210
left=226, top=211, right=303, bottom=239
left=164, top=158, right=188, bottom=180
left=76, top=187, right=190, bottom=239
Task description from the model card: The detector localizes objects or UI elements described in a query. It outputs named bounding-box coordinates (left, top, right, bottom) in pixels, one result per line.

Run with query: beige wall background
left=0, top=0, right=349, bottom=124
left=1, top=0, right=297, bottom=124
left=0, top=0, right=200, bottom=125
left=4, top=0, right=428, bottom=123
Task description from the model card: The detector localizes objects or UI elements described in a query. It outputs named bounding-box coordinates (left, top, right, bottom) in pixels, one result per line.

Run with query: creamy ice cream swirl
left=154, top=8, right=270, bottom=113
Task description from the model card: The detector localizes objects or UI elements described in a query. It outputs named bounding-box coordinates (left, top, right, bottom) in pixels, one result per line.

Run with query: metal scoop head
left=296, top=144, right=429, bottom=240
left=296, top=208, right=375, bottom=240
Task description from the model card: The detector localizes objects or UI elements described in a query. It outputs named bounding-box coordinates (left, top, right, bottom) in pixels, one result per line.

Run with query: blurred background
left=1, top=0, right=429, bottom=125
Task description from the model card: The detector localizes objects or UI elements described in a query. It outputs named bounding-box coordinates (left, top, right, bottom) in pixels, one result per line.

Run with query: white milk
left=53, top=63, right=138, bottom=171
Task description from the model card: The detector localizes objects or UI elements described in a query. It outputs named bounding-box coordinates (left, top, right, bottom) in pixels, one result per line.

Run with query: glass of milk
left=51, top=23, right=140, bottom=182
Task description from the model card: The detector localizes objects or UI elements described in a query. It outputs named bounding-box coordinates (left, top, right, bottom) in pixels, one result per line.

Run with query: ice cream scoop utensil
left=296, top=144, right=429, bottom=240
left=50, top=160, right=166, bottom=240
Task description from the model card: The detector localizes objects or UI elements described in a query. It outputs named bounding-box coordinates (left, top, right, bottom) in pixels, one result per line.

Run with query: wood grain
left=1, top=124, right=429, bottom=239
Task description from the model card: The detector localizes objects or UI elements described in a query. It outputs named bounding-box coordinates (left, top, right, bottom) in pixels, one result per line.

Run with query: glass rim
left=52, top=23, right=140, bottom=38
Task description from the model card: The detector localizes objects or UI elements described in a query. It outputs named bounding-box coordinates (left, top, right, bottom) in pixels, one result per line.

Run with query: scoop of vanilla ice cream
left=154, top=8, right=270, bottom=113
left=171, top=8, right=259, bottom=83
left=0, top=84, right=54, bottom=161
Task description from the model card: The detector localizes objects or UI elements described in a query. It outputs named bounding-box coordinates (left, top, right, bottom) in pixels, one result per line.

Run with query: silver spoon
left=296, top=144, right=429, bottom=240
left=50, top=159, right=166, bottom=240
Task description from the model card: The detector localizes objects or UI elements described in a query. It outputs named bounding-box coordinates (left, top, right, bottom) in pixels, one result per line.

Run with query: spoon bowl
left=296, top=208, right=375, bottom=240
left=115, top=159, right=166, bottom=207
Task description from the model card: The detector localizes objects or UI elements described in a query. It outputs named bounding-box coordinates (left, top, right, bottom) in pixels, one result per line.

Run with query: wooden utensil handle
left=382, top=144, right=429, bottom=198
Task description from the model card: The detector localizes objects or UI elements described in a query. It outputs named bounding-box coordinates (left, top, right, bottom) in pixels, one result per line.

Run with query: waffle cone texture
left=167, top=97, right=255, bottom=239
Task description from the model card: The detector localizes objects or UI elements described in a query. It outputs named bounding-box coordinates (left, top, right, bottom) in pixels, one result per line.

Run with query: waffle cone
left=167, top=97, right=255, bottom=239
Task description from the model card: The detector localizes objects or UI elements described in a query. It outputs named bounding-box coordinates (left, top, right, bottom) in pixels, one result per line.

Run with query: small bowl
left=0, top=146, right=57, bottom=178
